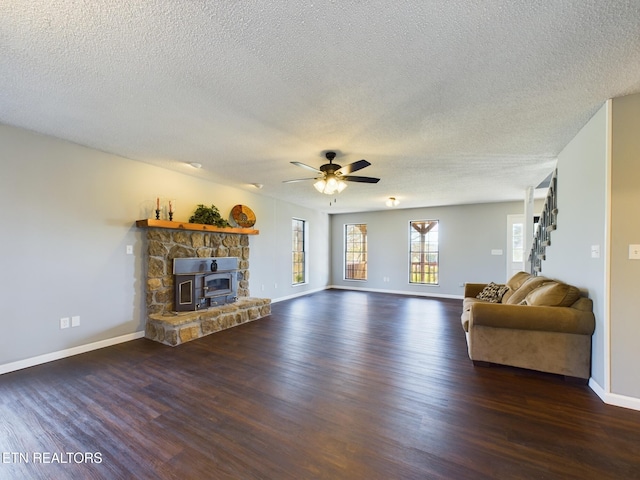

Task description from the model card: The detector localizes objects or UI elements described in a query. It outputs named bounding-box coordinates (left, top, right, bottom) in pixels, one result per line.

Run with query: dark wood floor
left=1, top=290, right=640, bottom=479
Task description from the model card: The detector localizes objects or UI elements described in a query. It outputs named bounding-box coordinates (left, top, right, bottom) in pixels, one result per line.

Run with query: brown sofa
left=461, top=272, right=595, bottom=381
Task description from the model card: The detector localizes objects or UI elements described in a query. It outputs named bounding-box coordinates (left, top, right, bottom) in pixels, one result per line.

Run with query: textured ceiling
left=2, top=1, right=640, bottom=213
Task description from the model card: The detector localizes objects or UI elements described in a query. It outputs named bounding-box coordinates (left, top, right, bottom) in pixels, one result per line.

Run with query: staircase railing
left=529, top=169, right=558, bottom=274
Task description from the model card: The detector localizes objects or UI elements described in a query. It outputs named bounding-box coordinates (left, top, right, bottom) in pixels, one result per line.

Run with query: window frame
left=292, top=218, right=307, bottom=285
left=408, top=220, right=439, bottom=285
left=344, top=223, right=368, bottom=281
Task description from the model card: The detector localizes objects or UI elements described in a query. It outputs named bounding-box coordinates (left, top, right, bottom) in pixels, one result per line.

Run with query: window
left=292, top=219, right=306, bottom=284
left=345, top=224, right=367, bottom=280
left=512, top=222, right=524, bottom=263
left=409, top=220, right=439, bottom=284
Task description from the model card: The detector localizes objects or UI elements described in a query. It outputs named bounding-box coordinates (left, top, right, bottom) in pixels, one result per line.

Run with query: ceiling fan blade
left=341, top=175, right=380, bottom=183
left=291, top=161, right=322, bottom=174
left=335, top=159, right=371, bottom=175
left=283, top=177, right=319, bottom=184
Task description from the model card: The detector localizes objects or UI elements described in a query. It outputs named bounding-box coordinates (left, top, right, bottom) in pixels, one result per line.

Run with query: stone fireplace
left=137, top=220, right=271, bottom=346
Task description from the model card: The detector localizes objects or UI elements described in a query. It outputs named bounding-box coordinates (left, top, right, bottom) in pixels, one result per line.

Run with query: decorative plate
left=231, top=204, right=256, bottom=228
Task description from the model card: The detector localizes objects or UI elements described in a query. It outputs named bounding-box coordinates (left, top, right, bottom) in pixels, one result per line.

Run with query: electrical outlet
left=60, top=317, right=70, bottom=329
left=71, top=315, right=81, bottom=327
left=630, top=245, right=640, bottom=260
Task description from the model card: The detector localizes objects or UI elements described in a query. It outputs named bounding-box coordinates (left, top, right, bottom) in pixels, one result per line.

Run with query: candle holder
left=155, top=209, right=160, bottom=220
left=169, top=211, right=173, bottom=221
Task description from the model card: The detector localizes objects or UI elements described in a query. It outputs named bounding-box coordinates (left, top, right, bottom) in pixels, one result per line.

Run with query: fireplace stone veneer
left=138, top=222, right=270, bottom=345
left=146, top=297, right=271, bottom=346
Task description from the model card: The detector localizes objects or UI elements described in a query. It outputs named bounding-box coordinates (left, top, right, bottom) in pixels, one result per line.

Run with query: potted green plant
left=188, top=204, right=230, bottom=228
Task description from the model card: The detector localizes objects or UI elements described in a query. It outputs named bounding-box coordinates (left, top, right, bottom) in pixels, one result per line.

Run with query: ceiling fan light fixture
left=314, top=175, right=347, bottom=195
left=313, top=179, right=326, bottom=193
left=336, top=180, right=348, bottom=193
left=326, top=175, right=338, bottom=191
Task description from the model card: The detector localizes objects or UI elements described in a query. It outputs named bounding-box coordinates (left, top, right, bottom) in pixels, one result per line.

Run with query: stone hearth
left=137, top=220, right=270, bottom=345
left=146, top=297, right=271, bottom=346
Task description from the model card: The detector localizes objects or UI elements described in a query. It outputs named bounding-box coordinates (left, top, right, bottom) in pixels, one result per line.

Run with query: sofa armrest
left=464, top=283, right=489, bottom=298
left=469, top=302, right=595, bottom=335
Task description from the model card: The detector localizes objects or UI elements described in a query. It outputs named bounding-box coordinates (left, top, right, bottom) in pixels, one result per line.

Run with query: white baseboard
left=589, top=378, right=640, bottom=411
left=0, top=331, right=146, bottom=376
left=271, top=285, right=463, bottom=302
left=271, top=286, right=328, bottom=303
left=329, top=284, right=464, bottom=300
left=589, top=378, right=606, bottom=401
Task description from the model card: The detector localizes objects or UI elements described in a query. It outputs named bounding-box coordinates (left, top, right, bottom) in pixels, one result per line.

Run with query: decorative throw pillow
left=476, top=282, right=509, bottom=303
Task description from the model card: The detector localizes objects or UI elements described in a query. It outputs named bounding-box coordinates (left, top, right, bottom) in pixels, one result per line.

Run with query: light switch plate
left=629, top=245, right=640, bottom=260
left=591, top=245, right=600, bottom=258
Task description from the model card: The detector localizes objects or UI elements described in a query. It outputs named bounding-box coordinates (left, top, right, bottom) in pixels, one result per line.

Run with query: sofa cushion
left=525, top=281, right=582, bottom=307
left=475, top=282, right=509, bottom=303
left=506, top=271, right=532, bottom=291
left=502, top=271, right=532, bottom=303
left=503, top=276, right=550, bottom=305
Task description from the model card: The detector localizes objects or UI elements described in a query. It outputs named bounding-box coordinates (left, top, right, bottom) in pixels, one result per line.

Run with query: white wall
left=0, top=124, right=328, bottom=369
left=542, top=96, right=640, bottom=408
left=610, top=93, right=640, bottom=399
left=250, top=198, right=329, bottom=300
left=329, top=201, right=526, bottom=297
left=540, top=103, right=608, bottom=389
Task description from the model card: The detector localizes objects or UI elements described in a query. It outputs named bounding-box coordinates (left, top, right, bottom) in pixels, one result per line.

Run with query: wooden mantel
left=136, top=219, right=259, bottom=235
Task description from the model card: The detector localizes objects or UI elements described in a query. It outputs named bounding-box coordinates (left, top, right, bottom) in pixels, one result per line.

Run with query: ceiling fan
left=284, top=151, right=380, bottom=195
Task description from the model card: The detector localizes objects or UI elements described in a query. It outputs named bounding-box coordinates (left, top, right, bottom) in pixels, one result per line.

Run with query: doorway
left=507, top=214, right=525, bottom=280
